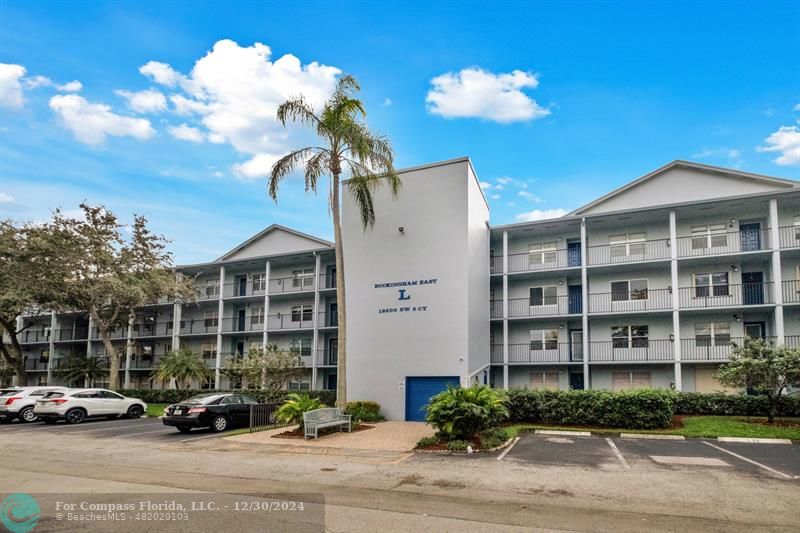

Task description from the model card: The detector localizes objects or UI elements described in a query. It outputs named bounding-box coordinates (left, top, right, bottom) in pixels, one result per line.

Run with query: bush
left=479, top=427, right=510, bottom=449
left=276, top=393, right=325, bottom=429
left=426, top=385, right=509, bottom=439
left=117, top=389, right=336, bottom=406
left=446, top=440, right=470, bottom=452
left=416, top=436, right=440, bottom=449
left=673, top=392, right=800, bottom=417
left=346, top=401, right=384, bottom=422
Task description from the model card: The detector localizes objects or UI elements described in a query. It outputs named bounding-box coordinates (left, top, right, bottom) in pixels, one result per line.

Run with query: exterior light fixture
left=731, top=265, right=739, bottom=272
left=733, top=314, right=741, bottom=322
left=398, top=226, right=405, bottom=234
left=669, top=334, right=674, bottom=342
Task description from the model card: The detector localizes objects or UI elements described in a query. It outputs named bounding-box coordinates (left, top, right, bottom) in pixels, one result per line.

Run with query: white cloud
left=168, top=123, right=204, bottom=143
left=795, top=103, right=800, bottom=112
left=496, top=176, right=512, bottom=185
left=489, top=194, right=501, bottom=200
left=518, top=190, right=542, bottom=202
left=479, top=181, right=493, bottom=190
left=0, top=192, right=14, bottom=203
left=49, top=94, right=155, bottom=145
left=383, top=98, right=392, bottom=106
left=115, top=88, right=167, bottom=113
left=23, top=74, right=52, bottom=89
left=516, top=208, right=569, bottom=222
left=728, top=149, right=741, bottom=159
left=426, top=67, right=550, bottom=123
left=232, top=152, right=282, bottom=180
left=56, top=80, right=82, bottom=92
left=0, top=63, right=26, bottom=109
left=138, top=39, right=341, bottom=175
left=757, top=125, right=800, bottom=166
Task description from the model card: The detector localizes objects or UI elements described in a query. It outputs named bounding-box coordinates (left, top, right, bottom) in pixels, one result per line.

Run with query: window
left=530, top=372, right=560, bottom=391
left=288, top=381, right=311, bottom=391
left=201, top=342, right=217, bottom=359
left=612, top=372, right=651, bottom=391
left=530, top=329, right=558, bottom=350
left=694, top=322, right=731, bottom=347
left=39, top=350, right=49, bottom=362
left=694, top=272, right=729, bottom=297
left=528, top=242, right=557, bottom=265
left=609, top=233, right=646, bottom=258
left=691, top=224, right=727, bottom=250
left=141, top=345, right=153, bottom=359
left=290, top=338, right=312, bottom=357
left=291, top=305, right=313, bottom=323
left=292, top=269, right=314, bottom=289
left=611, top=325, right=649, bottom=348
left=252, top=273, right=266, bottom=292
left=204, top=311, right=219, bottom=328
left=610, top=279, right=648, bottom=301
left=250, top=307, right=265, bottom=326
left=529, top=286, right=557, bottom=306
left=205, top=279, right=220, bottom=297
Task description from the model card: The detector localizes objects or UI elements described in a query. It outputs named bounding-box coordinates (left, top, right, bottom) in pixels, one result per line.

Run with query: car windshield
left=41, top=392, right=65, bottom=399
left=180, top=394, right=222, bottom=405
left=0, top=389, right=20, bottom=397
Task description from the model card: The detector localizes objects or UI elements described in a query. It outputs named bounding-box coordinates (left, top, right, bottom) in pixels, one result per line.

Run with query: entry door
left=238, top=276, right=248, bottom=296
left=236, top=341, right=245, bottom=356
left=326, top=373, right=337, bottom=391
left=328, top=303, right=338, bottom=327
left=237, top=309, right=246, bottom=331
left=742, top=272, right=764, bottom=305
left=568, top=285, right=582, bottom=314
left=569, top=373, right=585, bottom=390
left=743, top=322, right=765, bottom=340
left=569, top=330, right=583, bottom=362
left=326, top=265, right=337, bottom=289
left=327, top=338, right=338, bottom=365
left=739, top=223, right=762, bottom=252
left=567, top=241, right=582, bottom=267
left=405, top=376, right=460, bottom=421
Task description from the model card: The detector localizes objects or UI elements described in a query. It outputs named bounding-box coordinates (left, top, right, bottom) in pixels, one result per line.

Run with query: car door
left=74, top=391, right=105, bottom=415
left=98, top=390, right=127, bottom=415
left=219, top=395, right=240, bottom=424
left=239, top=395, right=258, bottom=426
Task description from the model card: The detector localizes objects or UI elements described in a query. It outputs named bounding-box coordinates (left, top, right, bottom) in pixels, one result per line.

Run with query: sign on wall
left=373, top=278, right=438, bottom=315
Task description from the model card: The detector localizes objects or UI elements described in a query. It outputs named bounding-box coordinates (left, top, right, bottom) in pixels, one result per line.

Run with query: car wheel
left=177, top=426, right=192, bottom=434
left=19, top=407, right=38, bottom=423
left=65, top=409, right=86, bottom=424
left=211, top=415, right=228, bottom=432
left=126, top=405, right=144, bottom=419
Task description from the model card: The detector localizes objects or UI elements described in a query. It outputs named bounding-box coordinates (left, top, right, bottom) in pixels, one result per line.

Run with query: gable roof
left=570, top=160, right=799, bottom=216
left=216, top=224, right=333, bottom=261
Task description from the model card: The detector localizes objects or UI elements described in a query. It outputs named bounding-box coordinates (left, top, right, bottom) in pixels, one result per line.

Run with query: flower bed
left=271, top=423, right=375, bottom=439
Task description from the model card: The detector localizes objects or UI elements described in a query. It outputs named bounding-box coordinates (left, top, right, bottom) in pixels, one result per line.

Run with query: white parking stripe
left=60, top=422, right=156, bottom=433
left=703, top=441, right=794, bottom=480
left=497, top=437, right=520, bottom=461
left=179, top=432, right=226, bottom=443
left=605, top=438, right=630, bottom=470
left=108, top=428, right=172, bottom=437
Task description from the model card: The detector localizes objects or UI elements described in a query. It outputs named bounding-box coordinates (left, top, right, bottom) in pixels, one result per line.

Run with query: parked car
left=162, top=393, right=258, bottom=433
left=0, top=386, right=70, bottom=423
left=34, top=388, right=147, bottom=424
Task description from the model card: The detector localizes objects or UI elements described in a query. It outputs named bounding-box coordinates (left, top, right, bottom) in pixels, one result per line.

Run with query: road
left=1, top=419, right=798, bottom=532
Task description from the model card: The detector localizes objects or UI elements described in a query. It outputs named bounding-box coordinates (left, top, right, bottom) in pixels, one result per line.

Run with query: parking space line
left=703, top=441, right=794, bottom=480
left=605, top=438, right=630, bottom=470
left=109, top=428, right=174, bottom=437
left=65, top=422, right=156, bottom=433
left=179, top=432, right=225, bottom=443
left=497, top=437, right=520, bottom=461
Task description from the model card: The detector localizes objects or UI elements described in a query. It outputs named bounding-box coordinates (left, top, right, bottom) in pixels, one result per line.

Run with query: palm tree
left=269, top=75, right=400, bottom=407
left=56, top=355, right=108, bottom=387
left=153, top=348, right=212, bottom=389
left=276, top=392, right=326, bottom=430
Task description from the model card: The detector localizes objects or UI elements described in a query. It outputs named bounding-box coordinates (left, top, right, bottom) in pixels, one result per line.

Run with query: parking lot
left=0, top=416, right=232, bottom=444
left=500, top=433, right=800, bottom=480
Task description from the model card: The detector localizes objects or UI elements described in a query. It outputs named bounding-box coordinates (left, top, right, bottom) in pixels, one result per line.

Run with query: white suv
left=34, top=389, right=147, bottom=424
left=0, top=387, right=70, bottom=423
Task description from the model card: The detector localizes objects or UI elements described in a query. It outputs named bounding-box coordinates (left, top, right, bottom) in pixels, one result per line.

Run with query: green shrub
left=446, top=440, right=469, bottom=452
left=416, top=436, right=440, bottom=449
left=479, top=427, right=510, bottom=449
left=276, top=393, right=325, bottom=429
left=426, top=385, right=509, bottom=439
left=117, top=389, right=336, bottom=406
left=673, top=392, right=800, bottom=417
left=346, top=400, right=384, bottom=422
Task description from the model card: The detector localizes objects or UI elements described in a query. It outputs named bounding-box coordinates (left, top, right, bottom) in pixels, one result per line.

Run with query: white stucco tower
left=342, top=157, right=491, bottom=420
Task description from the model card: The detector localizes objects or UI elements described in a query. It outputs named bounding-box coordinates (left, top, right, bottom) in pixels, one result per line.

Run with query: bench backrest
left=304, top=408, right=343, bottom=424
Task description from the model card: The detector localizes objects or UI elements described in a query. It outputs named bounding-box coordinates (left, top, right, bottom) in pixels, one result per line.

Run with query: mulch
left=271, top=423, right=375, bottom=439
left=745, top=418, right=800, bottom=428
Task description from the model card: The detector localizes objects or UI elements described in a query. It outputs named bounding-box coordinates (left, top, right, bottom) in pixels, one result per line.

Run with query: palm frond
left=268, top=147, right=317, bottom=200
left=276, top=96, right=320, bottom=128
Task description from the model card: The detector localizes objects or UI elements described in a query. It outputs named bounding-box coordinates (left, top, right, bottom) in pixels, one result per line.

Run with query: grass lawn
left=504, top=416, right=800, bottom=440
left=145, top=404, right=168, bottom=418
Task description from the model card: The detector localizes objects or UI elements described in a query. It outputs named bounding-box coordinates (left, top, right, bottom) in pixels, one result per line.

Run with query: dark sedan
left=162, top=393, right=258, bottom=433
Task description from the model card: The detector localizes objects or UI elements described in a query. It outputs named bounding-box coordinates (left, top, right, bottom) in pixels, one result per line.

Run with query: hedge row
left=118, top=388, right=337, bottom=406
left=672, top=392, right=800, bottom=417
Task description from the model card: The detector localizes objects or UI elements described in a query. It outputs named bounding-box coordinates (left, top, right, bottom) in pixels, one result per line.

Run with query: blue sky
left=1, top=1, right=798, bottom=264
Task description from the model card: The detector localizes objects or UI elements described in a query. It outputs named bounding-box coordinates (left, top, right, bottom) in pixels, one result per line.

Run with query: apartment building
left=11, top=157, right=800, bottom=420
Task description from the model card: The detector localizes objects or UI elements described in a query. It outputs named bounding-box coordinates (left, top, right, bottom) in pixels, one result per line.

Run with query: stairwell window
left=205, top=279, right=220, bottom=298
left=609, top=233, right=646, bottom=259
left=611, top=325, right=649, bottom=348
left=291, top=305, right=313, bottom=323
left=695, top=322, right=731, bottom=347
left=530, top=329, right=558, bottom=350
left=693, top=272, right=729, bottom=297
left=691, top=224, right=727, bottom=250
left=611, top=279, right=648, bottom=301
left=201, top=342, right=216, bottom=359
left=528, top=242, right=557, bottom=265
left=203, top=311, right=219, bottom=328
left=252, top=273, right=266, bottom=293
left=530, top=286, right=557, bottom=307
left=292, top=268, right=314, bottom=289
left=250, top=307, right=265, bottom=326
left=290, top=338, right=312, bottom=357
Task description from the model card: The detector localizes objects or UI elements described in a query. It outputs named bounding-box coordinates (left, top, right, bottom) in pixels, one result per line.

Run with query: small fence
left=249, top=402, right=290, bottom=433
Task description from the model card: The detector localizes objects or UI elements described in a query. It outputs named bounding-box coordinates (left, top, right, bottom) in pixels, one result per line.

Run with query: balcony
left=318, top=311, right=338, bottom=328
left=195, top=287, right=220, bottom=301
left=91, top=327, right=127, bottom=340
left=782, top=280, right=800, bottom=303
left=130, top=322, right=173, bottom=338
left=179, top=320, right=218, bottom=335
left=493, top=295, right=582, bottom=319
left=785, top=335, right=800, bottom=348
left=18, top=330, right=50, bottom=344
left=676, top=228, right=770, bottom=258
left=316, top=349, right=338, bottom=366
left=223, top=281, right=266, bottom=298
left=490, top=344, right=503, bottom=363
left=587, top=238, right=670, bottom=266
left=507, top=342, right=582, bottom=364
left=779, top=226, right=800, bottom=249
left=589, top=339, right=674, bottom=362
left=269, top=276, right=315, bottom=294
left=318, top=273, right=337, bottom=290
left=23, top=358, right=50, bottom=371
left=678, top=282, right=774, bottom=309
left=588, top=288, right=672, bottom=314
left=55, top=328, right=89, bottom=342
left=504, top=248, right=580, bottom=275
left=267, top=313, right=313, bottom=331
left=221, top=317, right=264, bottom=334
left=680, top=336, right=776, bottom=361
left=128, top=356, right=165, bottom=370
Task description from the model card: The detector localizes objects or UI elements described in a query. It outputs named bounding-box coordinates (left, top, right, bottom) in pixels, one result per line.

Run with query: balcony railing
left=493, top=296, right=582, bottom=319
left=130, top=322, right=173, bottom=338
left=318, top=311, right=338, bottom=328
left=490, top=344, right=503, bottom=363
left=676, top=228, right=770, bottom=258
left=221, top=317, right=264, bottom=334
left=91, top=327, right=127, bottom=340
left=316, top=349, right=338, bottom=366
left=23, top=358, right=50, bottom=371
left=588, top=288, right=672, bottom=313
left=267, top=314, right=313, bottom=331
left=18, top=330, right=50, bottom=344
left=785, top=335, right=800, bottom=348
left=508, top=342, right=582, bottom=363
left=587, top=238, right=671, bottom=266
left=55, top=328, right=89, bottom=342
left=223, top=282, right=266, bottom=298
left=680, top=336, right=776, bottom=361
left=589, top=339, right=674, bottom=362
left=319, top=273, right=337, bottom=290
left=127, top=356, right=165, bottom=370
left=179, top=320, right=218, bottom=335
left=678, top=282, right=774, bottom=309
left=269, top=276, right=315, bottom=294
left=782, top=280, right=800, bottom=303
left=195, top=287, right=220, bottom=301
left=779, top=226, right=800, bottom=249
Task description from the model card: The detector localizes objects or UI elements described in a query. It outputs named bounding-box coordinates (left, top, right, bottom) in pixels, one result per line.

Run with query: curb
left=717, top=437, right=792, bottom=444
left=620, top=433, right=685, bottom=440
left=415, top=436, right=516, bottom=454
left=535, top=430, right=592, bottom=437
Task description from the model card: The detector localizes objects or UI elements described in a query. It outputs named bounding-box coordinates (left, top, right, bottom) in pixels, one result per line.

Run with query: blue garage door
left=405, top=376, right=460, bottom=422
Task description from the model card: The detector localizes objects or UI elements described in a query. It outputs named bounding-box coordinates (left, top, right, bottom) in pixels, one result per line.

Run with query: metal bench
left=303, top=407, right=352, bottom=439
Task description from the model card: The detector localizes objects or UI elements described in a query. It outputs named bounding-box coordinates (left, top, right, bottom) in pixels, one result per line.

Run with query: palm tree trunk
left=331, top=172, right=347, bottom=408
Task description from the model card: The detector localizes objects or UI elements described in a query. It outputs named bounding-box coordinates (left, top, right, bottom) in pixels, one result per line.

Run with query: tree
left=56, top=355, right=108, bottom=387
left=425, top=385, right=509, bottom=440
left=153, top=348, right=213, bottom=390
left=716, top=337, right=800, bottom=423
left=223, top=344, right=306, bottom=392
left=0, top=220, right=73, bottom=385
left=51, top=204, right=196, bottom=390
left=276, top=393, right=325, bottom=430
left=269, top=75, right=400, bottom=407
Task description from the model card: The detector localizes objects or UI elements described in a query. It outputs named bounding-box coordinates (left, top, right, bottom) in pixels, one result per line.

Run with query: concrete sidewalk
left=229, top=421, right=434, bottom=452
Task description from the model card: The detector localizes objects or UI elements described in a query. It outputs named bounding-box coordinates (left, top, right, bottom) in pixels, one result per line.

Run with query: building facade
left=11, top=158, right=800, bottom=419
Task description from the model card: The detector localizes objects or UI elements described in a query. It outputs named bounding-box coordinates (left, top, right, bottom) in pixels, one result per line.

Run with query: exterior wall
left=590, top=365, right=675, bottom=390
left=466, top=164, right=491, bottom=377
left=222, top=230, right=328, bottom=261
left=507, top=365, right=571, bottom=390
